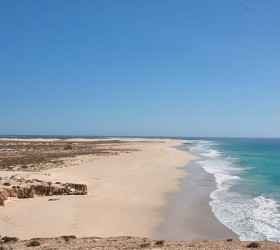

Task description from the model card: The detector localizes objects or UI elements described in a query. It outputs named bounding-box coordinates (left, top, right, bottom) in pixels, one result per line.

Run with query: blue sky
left=1, top=0, right=280, bottom=137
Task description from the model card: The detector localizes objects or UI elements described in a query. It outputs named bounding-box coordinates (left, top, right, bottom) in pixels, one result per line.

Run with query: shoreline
left=156, top=151, right=238, bottom=240
left=0, top=138, right=196, bottom=240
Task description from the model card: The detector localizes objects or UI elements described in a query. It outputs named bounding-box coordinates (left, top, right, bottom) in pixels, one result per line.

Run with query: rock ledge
left=0, top=181, right=87, bottom=206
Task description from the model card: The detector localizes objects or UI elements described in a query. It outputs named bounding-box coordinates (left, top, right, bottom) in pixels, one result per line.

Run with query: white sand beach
left=0, top=138, right=196, bottom=239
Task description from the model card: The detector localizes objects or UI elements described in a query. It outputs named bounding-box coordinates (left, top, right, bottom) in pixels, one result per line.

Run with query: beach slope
left=0, top=138, right=195, bottom=239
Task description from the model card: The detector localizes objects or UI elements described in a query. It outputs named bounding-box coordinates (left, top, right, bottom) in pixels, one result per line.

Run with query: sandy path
left=0, top=139, right=195, bottom=239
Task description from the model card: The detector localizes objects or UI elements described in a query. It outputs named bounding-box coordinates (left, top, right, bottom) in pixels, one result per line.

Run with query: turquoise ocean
left=186, top=138, right=280, bottom=241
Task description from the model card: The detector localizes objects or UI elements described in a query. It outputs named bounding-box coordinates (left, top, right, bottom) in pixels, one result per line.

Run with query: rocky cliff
left=0, top=182, right=87, bottom=206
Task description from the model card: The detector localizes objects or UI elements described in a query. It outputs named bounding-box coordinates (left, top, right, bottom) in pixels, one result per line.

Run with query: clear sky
left=1, top=0, right=280, bottom=138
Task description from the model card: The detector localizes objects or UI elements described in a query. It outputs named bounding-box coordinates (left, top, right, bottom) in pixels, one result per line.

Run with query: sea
left=185, top=138, right=280, bottom=242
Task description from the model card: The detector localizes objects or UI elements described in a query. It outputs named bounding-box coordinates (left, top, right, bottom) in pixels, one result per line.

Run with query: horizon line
left=0, top=134, right=279, bottom=140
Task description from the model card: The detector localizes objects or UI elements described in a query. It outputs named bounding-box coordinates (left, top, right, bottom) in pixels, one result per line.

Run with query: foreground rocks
left=0, top=177, right=87, bottom=206
left=0, top=236, right=279, bottom=250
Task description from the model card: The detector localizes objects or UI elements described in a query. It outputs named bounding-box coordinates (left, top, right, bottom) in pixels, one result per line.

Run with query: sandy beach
left=1, top=137, right=280, bottom=250
left=0, top=138, right=197, bottom=240
left=156, top=162, right=238, bottom=240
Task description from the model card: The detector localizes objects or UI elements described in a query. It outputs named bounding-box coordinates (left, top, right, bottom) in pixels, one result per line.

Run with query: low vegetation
left=1, top=236, right=19, bottom=243
left=155, top=240, right=165, bottom=246
left=140, top=242, right=151, bottom=248
left=64, top=144, right=73, bottom=150
left=247, top=242, right=261, bottom=248
left=62, top=235, right=77, bottom=242
left=27, top=240, right=41, bottom=247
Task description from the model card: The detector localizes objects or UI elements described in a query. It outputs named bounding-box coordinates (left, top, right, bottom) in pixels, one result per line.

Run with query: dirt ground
left=0, top=236, right=279, bottom=250
left=0, top=138, right=137, bottom=172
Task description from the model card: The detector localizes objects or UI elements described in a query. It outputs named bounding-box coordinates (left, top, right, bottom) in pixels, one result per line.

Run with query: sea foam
left=189, top=140, right=280, bottom=242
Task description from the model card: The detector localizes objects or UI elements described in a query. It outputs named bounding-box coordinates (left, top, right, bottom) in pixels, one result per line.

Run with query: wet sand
left=156, top=155, right=238, bottom=240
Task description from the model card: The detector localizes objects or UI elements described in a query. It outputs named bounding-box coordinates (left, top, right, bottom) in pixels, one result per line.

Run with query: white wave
left=201, top=149, right=221, bottom=158
left=190, top=140, right=280, bottom=242
left=210, top=192, right=280, bottom=241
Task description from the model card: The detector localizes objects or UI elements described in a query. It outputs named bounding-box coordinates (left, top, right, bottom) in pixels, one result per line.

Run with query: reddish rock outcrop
left=0, top=183, right=87, bottom=206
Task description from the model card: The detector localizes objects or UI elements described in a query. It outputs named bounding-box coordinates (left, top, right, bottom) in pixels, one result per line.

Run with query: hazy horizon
left=1, top=134, right=280, bottom=140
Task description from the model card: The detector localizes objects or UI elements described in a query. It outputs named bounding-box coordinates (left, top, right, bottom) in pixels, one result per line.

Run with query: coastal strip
left=156, top=154, right=238, bottom=240
left=0, top=138, right=195, bottom=240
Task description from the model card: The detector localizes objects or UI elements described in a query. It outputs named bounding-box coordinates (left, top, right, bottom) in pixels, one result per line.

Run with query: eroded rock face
left=0, top=182, right=87, bottom=206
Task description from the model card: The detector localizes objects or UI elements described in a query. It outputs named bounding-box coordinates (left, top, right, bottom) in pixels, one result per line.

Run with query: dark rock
left=2, top=236, right=19, bottom=243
